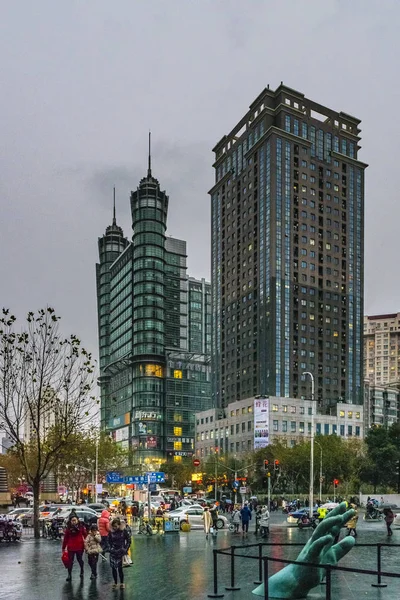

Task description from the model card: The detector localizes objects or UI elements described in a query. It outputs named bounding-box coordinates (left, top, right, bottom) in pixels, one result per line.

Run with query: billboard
left=115, top=426, right=129, bottom=442
left=108, top=413, right=130, bottom=429
left=254, top=397, right=269, bottom=449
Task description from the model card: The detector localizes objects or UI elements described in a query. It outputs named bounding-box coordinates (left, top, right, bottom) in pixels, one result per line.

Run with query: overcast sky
left=1, top=0, right=399, bottom=360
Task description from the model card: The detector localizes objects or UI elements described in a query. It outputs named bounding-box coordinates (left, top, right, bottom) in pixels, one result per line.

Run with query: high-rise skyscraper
left=96, top=146, right=212, bottom=466
left=210, top=84, right=366, bottom=409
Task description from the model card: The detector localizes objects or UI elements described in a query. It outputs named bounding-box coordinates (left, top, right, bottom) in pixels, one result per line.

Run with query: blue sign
left=122, top=472, right=165, bottom=485
left=149, top=483, right=157, bottom=492
left=232, top=481, right=240, bottom=490
left=106, top=471, right=124, bottom=484
left=146, top=471, right=165, bottom=483
left=124, top=475, right=145, bottom=485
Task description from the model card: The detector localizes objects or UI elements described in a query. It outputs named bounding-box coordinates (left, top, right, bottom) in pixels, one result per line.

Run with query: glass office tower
left=96, top=158, right=212, bottom=466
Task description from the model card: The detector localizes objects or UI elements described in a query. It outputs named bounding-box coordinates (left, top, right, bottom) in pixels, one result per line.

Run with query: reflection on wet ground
left=0, top=512, right=399, bottom=599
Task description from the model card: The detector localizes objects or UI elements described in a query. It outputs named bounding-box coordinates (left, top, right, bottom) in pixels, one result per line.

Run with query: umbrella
left=381, top=503, right=398, bottom=509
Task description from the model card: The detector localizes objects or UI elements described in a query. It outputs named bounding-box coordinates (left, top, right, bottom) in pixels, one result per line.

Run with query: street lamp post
left=95, top=434, right=99, bottom=503
left=314, top=440, right=323, bottom=502
left=214, top=449, right=218, bottom=501
left=303, top=372, right=315, bottom=514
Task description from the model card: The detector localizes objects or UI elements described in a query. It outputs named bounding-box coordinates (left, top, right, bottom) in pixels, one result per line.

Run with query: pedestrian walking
left=108, top=518, right=130, bottom=590
left=240, top=502, right=252, bottom=536
left=98, top=508, right=111, bottom=553
left=209, top=503, right=219, bottom=535
left=202, top=506, right=213, bottom=539
left=62, top=515, right=87, bottom=581
left=383, top=508, right=396, bottom=536
left=345, top=505, right=358, bottom=537
left=131, top=504, right=138, bottom=523
left=259, top=506, right=270, bottom=537
left=232, top=506, right=241, bottom=533
left=84, top=524, right=102, bottom=580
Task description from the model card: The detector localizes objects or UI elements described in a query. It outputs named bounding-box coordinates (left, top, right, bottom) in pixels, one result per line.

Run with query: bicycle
left=138, top=518, right=153, bottom=535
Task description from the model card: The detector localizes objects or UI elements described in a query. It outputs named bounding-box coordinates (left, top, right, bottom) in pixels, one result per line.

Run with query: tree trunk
left=33, top=479, right=41, bottom=539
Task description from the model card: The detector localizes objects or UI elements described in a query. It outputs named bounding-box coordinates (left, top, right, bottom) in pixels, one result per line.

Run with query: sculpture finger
left=339, top=509, right=355, bottom=526
left=306, top=535, right=332, bottom=563
left=311, top=514, right=344, bottom=541
left=323, top=502, right=347, bottom=518
left=333, top=535, right=355, bottom=562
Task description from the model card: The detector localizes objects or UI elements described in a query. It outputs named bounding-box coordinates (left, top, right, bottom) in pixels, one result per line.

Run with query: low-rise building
left=195, top=396, right=363, bottom=458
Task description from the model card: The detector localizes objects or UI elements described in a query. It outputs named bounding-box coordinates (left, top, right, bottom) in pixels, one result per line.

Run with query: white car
left=168, top=506, right=228, bottom=530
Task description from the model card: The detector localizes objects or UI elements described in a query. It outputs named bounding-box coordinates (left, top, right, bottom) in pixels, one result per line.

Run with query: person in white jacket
left=259, top=506, right=270, bottom=538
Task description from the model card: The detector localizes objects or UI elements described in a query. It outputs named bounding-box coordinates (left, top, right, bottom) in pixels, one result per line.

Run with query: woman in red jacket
left=62, top=515, right=87, bottom=581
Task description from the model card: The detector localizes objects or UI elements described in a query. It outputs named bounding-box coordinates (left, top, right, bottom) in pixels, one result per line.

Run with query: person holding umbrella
left=383, top=507, right=396, bottom=536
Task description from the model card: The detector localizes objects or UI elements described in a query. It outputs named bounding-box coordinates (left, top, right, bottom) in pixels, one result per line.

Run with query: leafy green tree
left=56, top=430, right=128, bottom=499
left=360, top=424, right=400, bottom=492
left=163, top=459, right=193, bottom=491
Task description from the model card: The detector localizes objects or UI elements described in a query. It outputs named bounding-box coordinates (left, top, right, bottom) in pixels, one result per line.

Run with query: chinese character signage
left=254, top=398, right=269, bottom=449
left=106, top=471, right=124, bottom=484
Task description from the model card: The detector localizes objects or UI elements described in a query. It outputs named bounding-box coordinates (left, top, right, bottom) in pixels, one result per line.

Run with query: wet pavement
left=1, top=512, right=400, bottom=600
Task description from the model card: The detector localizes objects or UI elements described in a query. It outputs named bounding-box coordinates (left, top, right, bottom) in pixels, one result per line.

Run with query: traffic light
left=264, top=459, right=269, bottom=470
left=274, top=459, right=280, bottom=472
left=333, top=479, right=339, bottom=486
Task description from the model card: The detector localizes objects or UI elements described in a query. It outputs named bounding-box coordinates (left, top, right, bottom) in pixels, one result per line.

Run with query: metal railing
left=207, top=541, right=400, bottom=599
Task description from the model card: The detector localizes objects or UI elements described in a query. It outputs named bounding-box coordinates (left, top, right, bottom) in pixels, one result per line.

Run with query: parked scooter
left=43, top=518, right=64, bottom=539
left=0, top=515, right=23, bottom=542
left=298, top=514, right=318, bottom=529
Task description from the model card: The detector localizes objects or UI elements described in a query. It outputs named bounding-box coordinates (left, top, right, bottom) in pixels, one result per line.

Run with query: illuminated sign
left=254, top=398, right=269, bottom=449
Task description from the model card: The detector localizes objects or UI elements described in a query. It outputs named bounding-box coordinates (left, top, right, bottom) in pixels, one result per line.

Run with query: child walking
left=84, top=524, right=102, bottom=580
left=108, top=518, right=131, bottom=589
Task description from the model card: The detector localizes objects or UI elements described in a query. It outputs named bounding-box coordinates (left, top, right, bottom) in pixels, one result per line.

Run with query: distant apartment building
left=363, top=381, right=399, bottom=430
left=364, top=314, right=400, bottom=386
left=195, top=396, right=363, bottom=458
left=0, top=430, right=12, bottom=454
left=23, top=387, right=57, bottom=442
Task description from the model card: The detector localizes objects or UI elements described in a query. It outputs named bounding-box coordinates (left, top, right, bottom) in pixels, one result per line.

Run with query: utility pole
left=214, top=448, right=218, bottom=501
left=147, top=473, right=151, bottom=518
left=314, top=440, right=323, bottom=503
left=234, top=469, right=237, bottom=505
left=267, top=473, right=271, bottom=510
left=95, top=434, right=99, bottom=503
left=303, top=371, right=315, bottom=514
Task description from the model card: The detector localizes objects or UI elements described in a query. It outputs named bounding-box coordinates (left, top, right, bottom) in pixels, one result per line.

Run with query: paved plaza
left=1, top=512, right=399, bottom=600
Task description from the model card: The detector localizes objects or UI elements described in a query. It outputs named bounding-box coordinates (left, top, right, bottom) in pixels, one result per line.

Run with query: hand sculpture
left=253, top=502, right=355, bottom=599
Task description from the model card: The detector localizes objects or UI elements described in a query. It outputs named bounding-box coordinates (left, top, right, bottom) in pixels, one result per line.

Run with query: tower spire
left=113, top=186, right=116, bottom=225
left=148, top=130, right=152, bottom=177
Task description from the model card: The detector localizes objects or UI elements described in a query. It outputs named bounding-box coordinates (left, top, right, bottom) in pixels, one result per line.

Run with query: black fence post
left=254, top=543, right=263, bottom=584
left=371, top=543, right=387, bottom=588
left=325, top=566, right=332, bottom=600
left=225, top=546, right=240, bottom=591
left=207, top=550, right=225, bottom=598
left=263, top=558, right=269, bottom=600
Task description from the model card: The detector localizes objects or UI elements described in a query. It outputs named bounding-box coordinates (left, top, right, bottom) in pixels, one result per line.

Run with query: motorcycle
left=43, top=519, right=64, bottom=539
left=297, top=514, right=318, bottom=529
left=0, top=515, right=23, bottom=542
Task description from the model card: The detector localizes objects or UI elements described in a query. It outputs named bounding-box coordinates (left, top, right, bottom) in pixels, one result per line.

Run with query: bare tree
left=0, top=307, right=96, bottom=537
